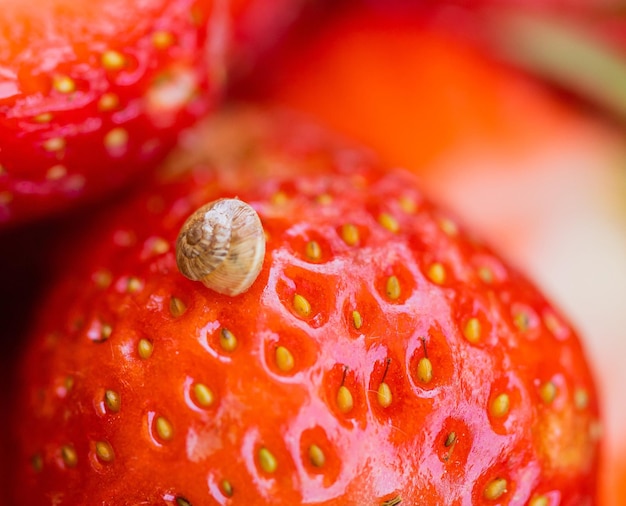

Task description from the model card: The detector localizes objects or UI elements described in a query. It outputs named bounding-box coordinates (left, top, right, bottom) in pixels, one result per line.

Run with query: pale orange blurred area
left=255, top=5, right=626, bottom=504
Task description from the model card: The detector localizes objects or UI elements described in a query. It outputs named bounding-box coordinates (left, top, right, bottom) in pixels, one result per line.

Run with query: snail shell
left=176, top=198, right=266, bottom=296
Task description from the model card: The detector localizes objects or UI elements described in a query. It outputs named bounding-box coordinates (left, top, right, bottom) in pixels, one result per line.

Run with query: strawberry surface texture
left=10, top=107, right=601, bottom=505
left=0, top=0, right=225, bottom=228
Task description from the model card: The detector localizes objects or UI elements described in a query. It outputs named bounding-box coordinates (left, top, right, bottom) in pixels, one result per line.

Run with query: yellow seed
left=155, top=416, right=173, bottom=441
left=484, top=477, right=507, bottom=500
left=478, top=266, right=494, bottom=283
left=98, top=93, right=120, bottom=111
left=377, top=382, right=392, bottom=408
left=151, top=237, right=170, bottom=255
left=104, top=389, right=121, bottom=413
left=399, top=195, right=417, bottom=214
left=379, top=212, right=399, bottom=233
left=444, top=432, right=457, bottom=448
left=427, top=263, right=446, bottom=285
left=271, top=191, right=288, bottom=205
left=126, top=277, right=142, bottom=292
left=53, top=75, right=76, bottom=94
left=341, top=224, right=359, bottom=246
left=100, top=323, right=113, bottom=341
left=137, top=338, right=153, bottom=359
left=308, top=444, right=326, bottom=467
left=275, top=345, right=295, bottom=372
left=386, top=275, right=401, bottom=300
left=258, top=447, right=277, bottom=473
left=193, top=383, right=214, bottom=407
left=529, top=495, right=549, bottom=506
left=352, top=310, right=363, bottom=330
left=543, top=312, right=565, bottom=337
left=539, top=381, right=557, bottom=404
left=61, top=445, right=78, bottom=468
left=220, top=328, right=238, bottom=352
left=93, top=270, right=112, bottom=288
left=31, top=454, right=43, bottom=472
left=293, top=293, right=312, bottom=318
left=439, top=218, right=458, bottom=236
left=104, top=127, right=128, bottom=151
left=417, top=357, right=433, bottom=384
left=382, top=496, right=403, bottom=506
left=64, top=376, right=74, bottom=391
left=514, top=311, right=531, bottom=331
left=34, top=112, right=53, bottom=123
left=305, top=240, right=322, bottom=261
left=490, top=393, right=510, bottom=418
left=95, top=441, right=115, bottom=462
left=46, top=165, right=67, bottom=180
left=43, top=137, right=65, bottom=152
left=170, top=296, right=187, bottom=317
left=316, top=193, right=333, bottom=205
left=176, top=498, right=191, bottom=506
left=221, top=479, right=233, bottom=497
left=101, top=50, right=126, bottom=70
left=337, top=385, right=354, bottom=413
left=575, top=388, right=589, bottom=410
left=152, top=30, right=175, bottom=49
left=463, top=317, right=481, bottom=344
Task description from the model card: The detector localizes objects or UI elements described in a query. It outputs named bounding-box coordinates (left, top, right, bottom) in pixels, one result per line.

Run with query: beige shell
left=176, top=198, right=266, bottom=296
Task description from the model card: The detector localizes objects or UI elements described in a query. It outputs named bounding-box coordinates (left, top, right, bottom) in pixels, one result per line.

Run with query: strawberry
left=10, top=106, right=601, bottom=505
left=0, top=0, right=225, bottom=228
left=253, top=4, right=626, bottom=503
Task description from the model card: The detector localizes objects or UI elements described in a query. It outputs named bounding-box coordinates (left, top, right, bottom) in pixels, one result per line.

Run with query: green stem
left=488, top=9, right=626, bottom=122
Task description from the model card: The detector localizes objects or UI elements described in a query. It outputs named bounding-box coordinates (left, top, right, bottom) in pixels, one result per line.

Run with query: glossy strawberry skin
left=11, top=107, right=600, bottom=505
left=0, top=0, right=225, bottom=228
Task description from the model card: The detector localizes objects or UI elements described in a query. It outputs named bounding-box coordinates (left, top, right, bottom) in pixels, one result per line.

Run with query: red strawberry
left=10, top=106, right=600, bottom=505
left=0, top=0, right=225, bottom=228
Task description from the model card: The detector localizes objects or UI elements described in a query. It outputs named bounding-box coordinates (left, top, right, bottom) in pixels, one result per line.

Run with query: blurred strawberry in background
left=0, top=0, right=321, bottom=230
left=240, top=2, right=626, bottom=504
left=0, top=0, right=227, bottom=229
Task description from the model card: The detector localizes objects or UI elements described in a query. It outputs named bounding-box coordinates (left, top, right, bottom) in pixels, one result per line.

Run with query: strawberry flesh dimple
left=11, top=107, right=600, bottom=505
left=0, top=0, right=224, bottom=227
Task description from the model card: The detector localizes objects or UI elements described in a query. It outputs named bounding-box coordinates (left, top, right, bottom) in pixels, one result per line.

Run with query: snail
left=176, top=198, right=266, bottom=296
